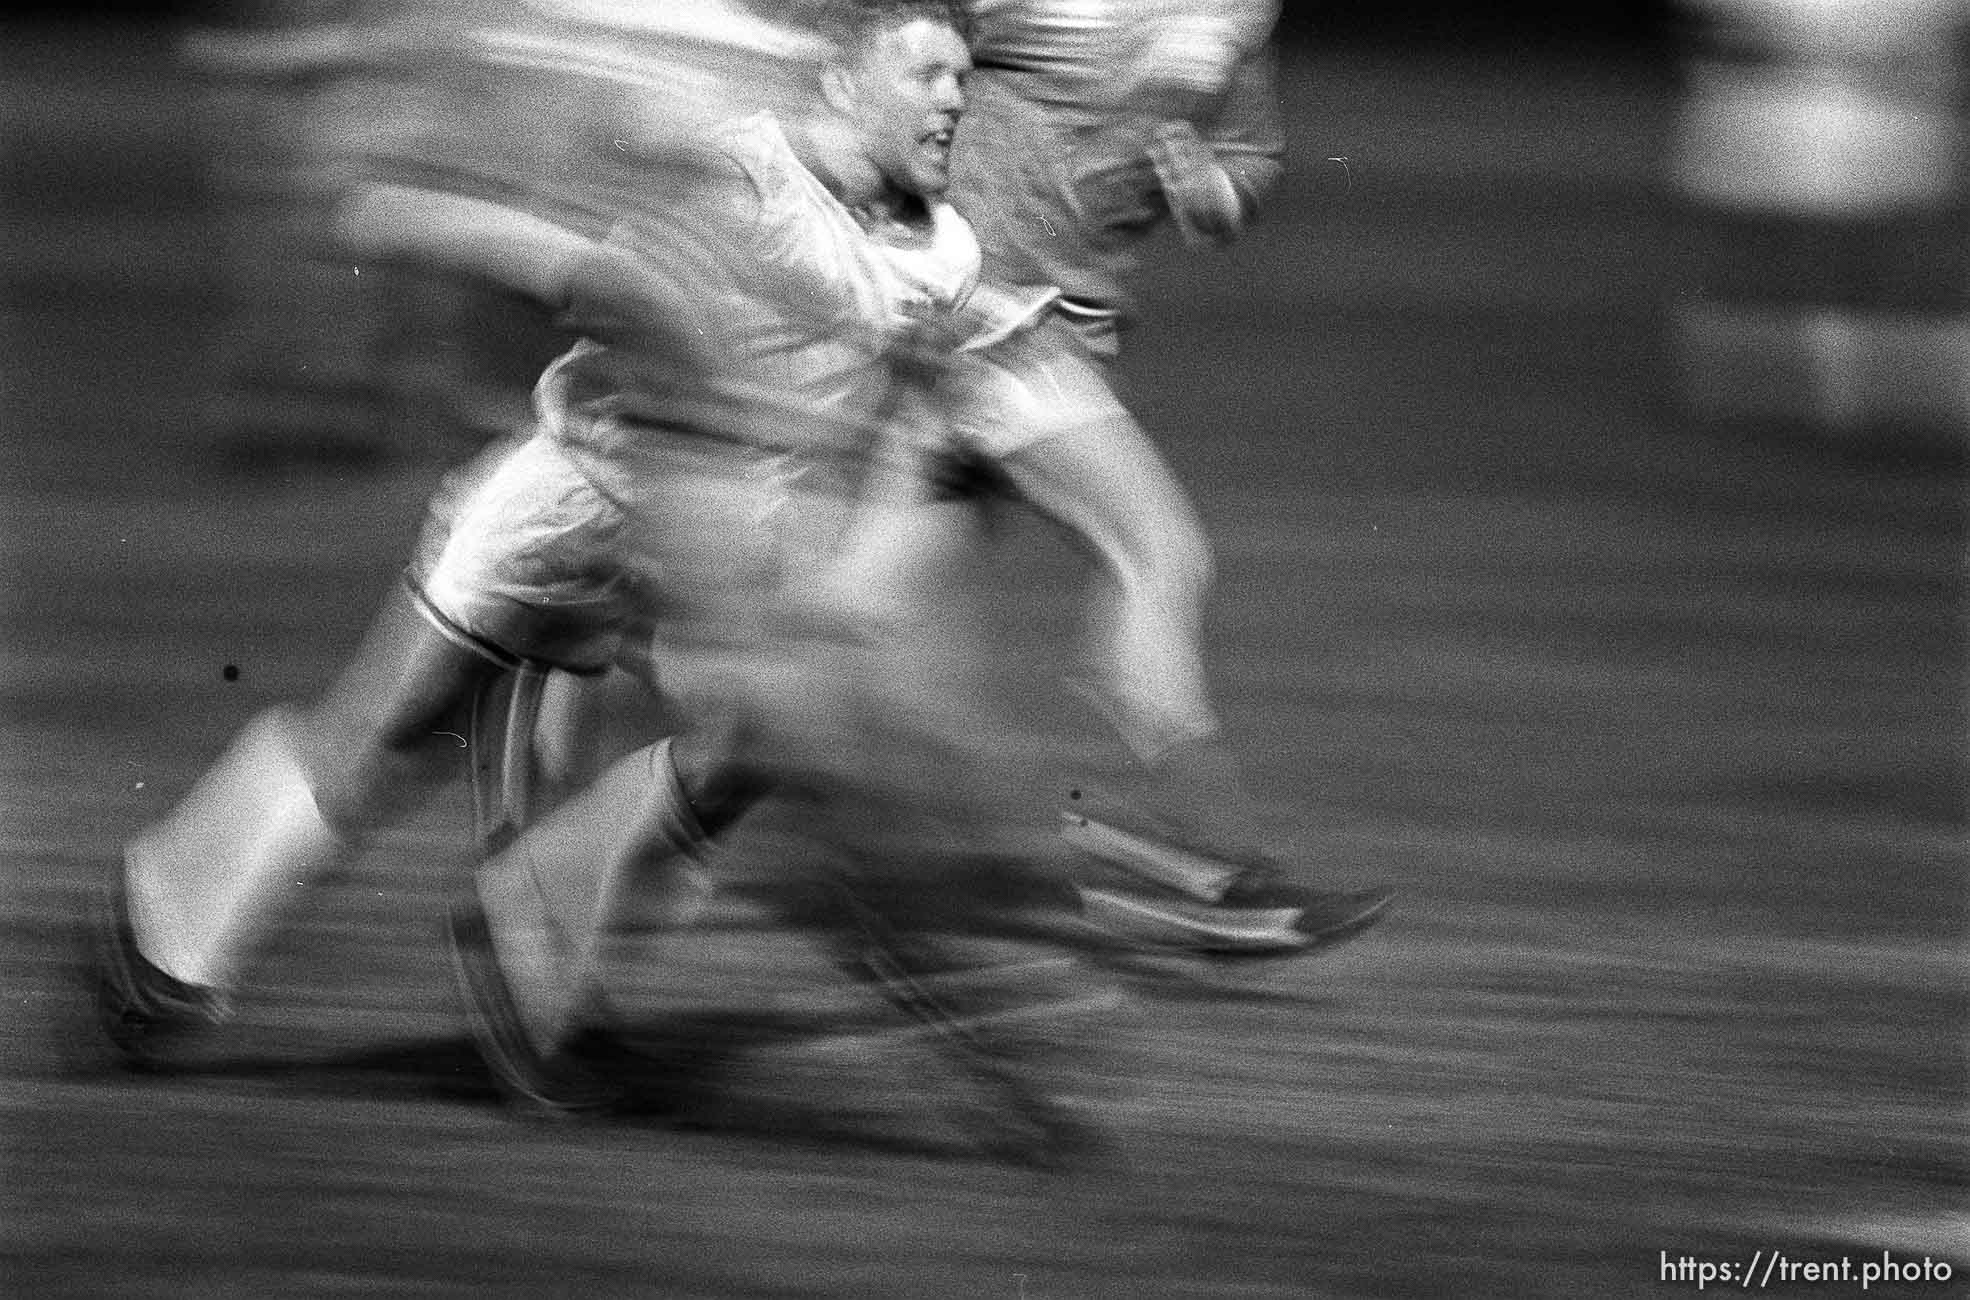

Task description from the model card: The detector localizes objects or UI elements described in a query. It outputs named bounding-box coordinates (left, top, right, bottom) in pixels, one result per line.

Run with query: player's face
left=842, top=17, right=969, bottom=198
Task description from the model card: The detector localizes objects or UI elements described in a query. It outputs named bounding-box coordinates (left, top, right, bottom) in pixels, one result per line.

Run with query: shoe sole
left=1078, top=885, right=1394, bottom=959
left=1077, top=886, right=1306, bottom=956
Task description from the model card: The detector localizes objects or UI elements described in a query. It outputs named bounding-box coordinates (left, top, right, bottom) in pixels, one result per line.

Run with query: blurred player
left=432, top=4, right=1119, bottom=1131
left=92, top=0, right=986, bottom=1070
left=459, top=2, right=1393, bottom=1098
left=864, top=0, right=1396, bottom=953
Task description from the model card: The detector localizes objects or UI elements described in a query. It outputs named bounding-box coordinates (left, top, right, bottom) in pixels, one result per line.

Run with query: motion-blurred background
left=3, top=3, right=1963, bottom=1297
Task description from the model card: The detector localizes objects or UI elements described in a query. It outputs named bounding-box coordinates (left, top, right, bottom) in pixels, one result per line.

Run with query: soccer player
left=450, top=2, right=1394, bottom=1097
left=430, top=5, right=1119, bottom=1120
left=920, top=0, right=1395, bottom=952
left=93, top=0, right=985, bottom=1068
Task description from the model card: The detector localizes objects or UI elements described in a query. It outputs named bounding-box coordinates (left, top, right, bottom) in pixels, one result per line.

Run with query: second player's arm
left=333, top=182, right=599, bottom=306
left=333, top=175, right=735, bottom=368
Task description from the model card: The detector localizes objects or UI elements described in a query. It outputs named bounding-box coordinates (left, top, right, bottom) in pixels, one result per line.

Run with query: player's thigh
left=948, top=321, right=1204, bottom=565
left=985, top=371, right=1210, bottom=584
left=414, top=434, right=639, bottom=672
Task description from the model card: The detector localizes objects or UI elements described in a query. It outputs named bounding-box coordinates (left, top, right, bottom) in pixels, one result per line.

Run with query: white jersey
left=539, top=111, right=981, bottom=503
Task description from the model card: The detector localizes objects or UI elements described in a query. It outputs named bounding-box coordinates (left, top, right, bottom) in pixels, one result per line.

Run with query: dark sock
left=1144, top=735, right=1271, bottom=861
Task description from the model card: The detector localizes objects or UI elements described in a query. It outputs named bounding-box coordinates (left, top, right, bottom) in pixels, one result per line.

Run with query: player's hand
left=1149, top=120, right=1245, bottom=247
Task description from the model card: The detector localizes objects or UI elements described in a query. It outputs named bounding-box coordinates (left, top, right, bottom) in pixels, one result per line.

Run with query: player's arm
left=1200, top=45, right=1285, bottom=219
left=557, top=151, right=782, bottom=382
left=562, top=232, right=701, bottom=337
left=333, top=182, right=597, bottom=306
left=1136, top=2, right=1286, bottom=247
left=1144, top=44, right=1284, bottom=246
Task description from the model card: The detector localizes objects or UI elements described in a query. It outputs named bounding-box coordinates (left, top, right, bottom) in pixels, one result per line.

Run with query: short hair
left=815, top=0, right=970, bottom=52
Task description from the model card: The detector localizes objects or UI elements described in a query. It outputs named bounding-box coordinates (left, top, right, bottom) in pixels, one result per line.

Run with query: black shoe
left=1218, top=864, right=1396, bottom=947
left=1076, top=885, right=1309, bottom=956
left=91, top=884, right=227, bottom=1071
left=1284, top=884, right=1396, bottom=948
left=446, top=898, right=627, bottom=1119
left=1065, top=812, right=1394, bottom=958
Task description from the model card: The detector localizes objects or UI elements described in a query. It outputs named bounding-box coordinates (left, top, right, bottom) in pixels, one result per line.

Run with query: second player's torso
left=950, top=0, right=1276, bottom=311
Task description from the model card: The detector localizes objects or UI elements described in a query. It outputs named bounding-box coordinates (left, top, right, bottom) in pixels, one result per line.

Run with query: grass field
left=2, top=22, right=1964, bottom=1299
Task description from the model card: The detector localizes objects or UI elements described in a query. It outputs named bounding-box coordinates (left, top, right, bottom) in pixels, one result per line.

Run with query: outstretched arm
left=335, top=180, right=733, bottom=340
left=333, top=183, right=599, bottom=306
left=1202, top=46, right=1285, bottom=218
left=1137, top=3, right=1286, bottom=247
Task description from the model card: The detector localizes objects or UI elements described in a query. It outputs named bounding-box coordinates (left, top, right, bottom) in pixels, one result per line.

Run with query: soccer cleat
left=91, top=883, right=228, bottom=1070
left=1063, top=810, right=1395, bottom=958
left=446, top=898, right=627, bottom=1119
left=1076, top=879, right=1393, bottom=958
left=1218, top=860, right=1397, bottom=947
left=1076, top=886, right=1306, bottom=956
left=1060, top=809, right=1245, bottom=902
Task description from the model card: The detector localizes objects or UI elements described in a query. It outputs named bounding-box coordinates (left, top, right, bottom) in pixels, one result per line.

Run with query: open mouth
left=922, top=125, right=954, bottom=149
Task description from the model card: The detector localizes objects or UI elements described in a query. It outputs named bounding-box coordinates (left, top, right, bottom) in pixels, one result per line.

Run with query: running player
left=430, top=3, right=1120, bottom=1120
left=92, top=0, right=984, bottom=1068
left=491, top=0, right=1393, bottom=998
left=449, top=4, right=1393, bottom=1095
left=920, top=0, right=1395, bottom=952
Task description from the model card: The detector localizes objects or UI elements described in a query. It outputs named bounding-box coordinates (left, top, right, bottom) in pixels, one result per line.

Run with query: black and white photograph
left=2, top=0, right=1962, bottom=1295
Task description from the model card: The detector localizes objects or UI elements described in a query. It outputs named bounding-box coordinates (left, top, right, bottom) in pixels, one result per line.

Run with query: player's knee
left=290, top=717, right=388, bottom=835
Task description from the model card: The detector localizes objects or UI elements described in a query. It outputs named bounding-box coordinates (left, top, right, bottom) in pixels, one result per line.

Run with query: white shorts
left=412, top=430, right=796, bottom=672
left=412, top=435, right=639, bottom=672
left=941, top=311, right=1130, bottom=461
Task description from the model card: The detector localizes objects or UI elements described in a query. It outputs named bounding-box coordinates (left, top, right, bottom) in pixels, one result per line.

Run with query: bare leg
left=470, top=735, right=740, bottom=1049
left=998, top=408, right=1220, bottom=764
left=126, top=583, right=507, bottom=990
